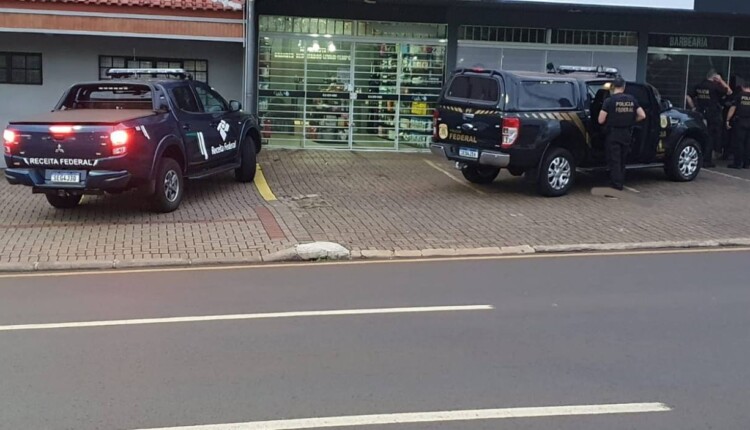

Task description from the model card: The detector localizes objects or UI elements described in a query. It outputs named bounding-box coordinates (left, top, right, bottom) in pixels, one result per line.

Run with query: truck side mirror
left=229, top=100, right=242, bottom=112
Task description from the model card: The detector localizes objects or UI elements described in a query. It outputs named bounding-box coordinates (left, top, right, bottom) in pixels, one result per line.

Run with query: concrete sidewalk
left=1, top=148, right=749, bottom=270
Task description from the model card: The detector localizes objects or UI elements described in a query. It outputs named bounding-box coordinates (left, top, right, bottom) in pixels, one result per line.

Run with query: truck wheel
left=151, top=157, right=183, bottom=213
left=461, top=164, right=500, bottom=184
left=665, top=138, right=702, bottom=182
left=537, top=147, right=575, bottom=197
left=45, top=194, right=82, bottom=209
left=234, top=135, right=257, bottom=183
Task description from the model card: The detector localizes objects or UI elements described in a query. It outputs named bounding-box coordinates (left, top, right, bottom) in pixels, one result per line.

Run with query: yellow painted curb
left=254, top=164, right=277, bottom=201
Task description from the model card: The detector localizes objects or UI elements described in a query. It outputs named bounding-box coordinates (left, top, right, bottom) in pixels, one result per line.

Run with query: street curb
left=0, top=239, right=749, bottom=273
left=263, top=242, right=351, bottom=262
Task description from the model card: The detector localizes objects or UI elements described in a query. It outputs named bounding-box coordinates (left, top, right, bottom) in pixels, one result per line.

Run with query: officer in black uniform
left=687, top=70, right=732, bottom=167
left=598, top=77, right=646, bottom=191
left=726, top=79, right=750, bottom=169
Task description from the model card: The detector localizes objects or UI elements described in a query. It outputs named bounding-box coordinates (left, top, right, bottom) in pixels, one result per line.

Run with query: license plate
left=459, top=147, right=479, bottom=159
left=49, top=171, right=81, bottom=183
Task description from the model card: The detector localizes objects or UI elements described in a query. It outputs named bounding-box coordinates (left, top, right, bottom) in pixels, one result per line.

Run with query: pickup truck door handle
left=209, top=121, right=220, bottom=127
left=182, top=123, right=191, bottom=131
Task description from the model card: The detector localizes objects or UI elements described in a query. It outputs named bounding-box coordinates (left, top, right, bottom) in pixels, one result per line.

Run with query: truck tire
left=151, top=157, right=184, bottom=213
left=234, top=135, right=257, bottom=183
left=665, top=138, right=702, bottom=182
left=45, top=194, right=82, bottom=209
left=537, top=147, right=575, bottom=197
left=461, top=164, right=500, bottom=184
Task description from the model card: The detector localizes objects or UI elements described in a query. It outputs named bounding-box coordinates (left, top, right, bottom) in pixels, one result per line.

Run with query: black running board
left=187, top=163, right=240, bottom=180
left=578, top=163, right=664, bottom=173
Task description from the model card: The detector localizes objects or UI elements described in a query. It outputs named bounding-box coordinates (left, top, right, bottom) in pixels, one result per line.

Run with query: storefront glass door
left=397, top=43, right=445, bottom=150
left=647, top=53, right=731, bottom=109
left=304, top=40, right=353, bottom=148
left=352, top=42, right=399, bottom=150
left=258, top=37, right=306, bottom=148
left=258, top=33, right=445, bottom=151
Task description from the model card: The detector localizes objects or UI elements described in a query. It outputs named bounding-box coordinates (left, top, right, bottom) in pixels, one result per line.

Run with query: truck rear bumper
left=430, top=143, right=510, bottom=168
left=5, top=168, right=132, bottom=193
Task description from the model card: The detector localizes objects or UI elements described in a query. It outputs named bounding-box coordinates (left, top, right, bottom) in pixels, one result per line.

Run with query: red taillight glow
left=3, top=129, right=17, bottom=144
left=501, top=117, right=520, bottom=149
left=49, top=125, right=76, bottom=141
left=3, top=129, right=17, bottom=154
left=49, top=125, right=74, bottom=135
left=432, top=109, right=440, bottom=139
left=110, top=130, right=129, bottom=155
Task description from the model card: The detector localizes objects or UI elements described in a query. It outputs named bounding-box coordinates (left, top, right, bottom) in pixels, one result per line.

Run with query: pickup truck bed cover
left=9, top=109, right=157, bottom=125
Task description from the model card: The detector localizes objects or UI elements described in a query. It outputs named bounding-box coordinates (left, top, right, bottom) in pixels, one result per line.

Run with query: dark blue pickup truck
left=3, top=68, right=262, bottom=212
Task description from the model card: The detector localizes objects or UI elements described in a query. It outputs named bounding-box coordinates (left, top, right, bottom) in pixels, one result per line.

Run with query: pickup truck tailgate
left=7, top=109, right=154, bottom=165
left=14, top=124, right=113, bottom=163
left=437, top=104, right=503, bottom=150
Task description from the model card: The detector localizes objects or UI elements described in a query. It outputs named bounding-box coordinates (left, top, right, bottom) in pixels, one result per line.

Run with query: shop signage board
left=648, top=34, right=730, bottom=50
left=509, top=0, right=694, bottom=9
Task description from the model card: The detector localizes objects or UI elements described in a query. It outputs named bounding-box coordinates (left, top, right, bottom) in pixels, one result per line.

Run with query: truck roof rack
left=452, top=67, right=502, bottom=76
left=106, top=68, right=193, bottom=80
left=556, top=65, right=620, bottom=78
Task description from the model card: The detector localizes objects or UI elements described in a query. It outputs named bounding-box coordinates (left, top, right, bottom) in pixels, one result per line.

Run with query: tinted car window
left=171, top=86, right=200, bottom=113
left=519, top=81, right=577, bottom=110
left=447, top=75, right=500, bottom=103
left=60, top=84, right=153, bottom=110
left=194, top=84, right=228, bottom=113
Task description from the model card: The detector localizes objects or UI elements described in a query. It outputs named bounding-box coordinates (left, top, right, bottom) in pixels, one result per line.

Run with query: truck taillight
left=49, top=125, right=77, bottom=141
left=110, top=130, right=129, bottom=155
left=432, top=109, right=440, bottom=139
left=49, top=125, right=74, bottom=135
left=501, top=117, right=520, bottom=149
left=4, top=129, right=18, bottom=145
left=3, top=129, right=17, bottom=154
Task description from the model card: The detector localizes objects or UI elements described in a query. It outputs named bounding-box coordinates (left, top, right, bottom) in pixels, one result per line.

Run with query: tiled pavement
left=1, top=148, right=750, bottom=266
left=0, top=172, right=296, bottom=264
left=261, top=150, right=750, bottom=253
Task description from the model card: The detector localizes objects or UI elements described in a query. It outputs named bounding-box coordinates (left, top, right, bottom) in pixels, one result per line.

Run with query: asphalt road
left=0, top=250, right=749, bottom=430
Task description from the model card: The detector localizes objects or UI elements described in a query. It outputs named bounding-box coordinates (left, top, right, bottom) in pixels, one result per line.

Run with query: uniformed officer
left=598, top=77, right=646, bottom=191
left=687, top=70, right=733, bottom=167
left=726, top=79, right=750, bottom=169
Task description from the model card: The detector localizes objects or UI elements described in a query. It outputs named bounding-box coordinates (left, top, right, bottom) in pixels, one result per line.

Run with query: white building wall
left=1, top=33, right=243, bottom=168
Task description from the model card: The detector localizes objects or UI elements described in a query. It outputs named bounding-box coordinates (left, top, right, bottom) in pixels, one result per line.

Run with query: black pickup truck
left=3, top=68, right=262, bottom=212
left=430, top=66, right=708, bottom=196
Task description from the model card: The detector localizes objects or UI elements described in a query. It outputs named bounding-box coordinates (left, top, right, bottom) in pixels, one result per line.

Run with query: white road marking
left=0, top=305, right=493, bottom=332
left=704, top=168, right=750, bottom=183
left=424, top=160, right=487, bottom=195
left=131, top=402, right=672, bottom=430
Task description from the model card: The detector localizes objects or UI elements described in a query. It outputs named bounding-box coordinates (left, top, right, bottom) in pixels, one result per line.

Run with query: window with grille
left=550, top=30, right=637, bottom=47
left=99, top=56, right=208, bottom=83
left=0, top=52, right=43, bottom=85
left=459, top=26, right=547, bottom=44
left=260, top=16, right=355, bottom=36
left=259, top=16, right=446, bottom=39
